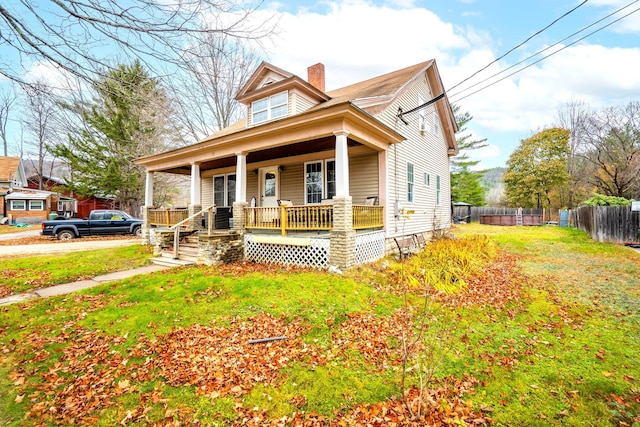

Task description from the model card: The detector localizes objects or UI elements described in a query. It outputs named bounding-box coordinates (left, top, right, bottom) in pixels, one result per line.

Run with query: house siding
left=376, top=74, right=451, bottom=238
left=202, top=177, right=213, bottom=207
left=349, top=153, right=378, bottom=204
left=291, top=90, right=317, bottom=115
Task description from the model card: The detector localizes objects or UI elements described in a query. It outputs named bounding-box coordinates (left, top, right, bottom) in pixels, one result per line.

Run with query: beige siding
left=349, top=153, right=378, bottom=204
left=202, top=177, right=213, bottom=207
left=246, top=170, right=259, bottom=205
left=279, top=163, right=304, bottom=205
left=291, top=90, right=317, bottom=115
left=377, top=74, right=452, bottom=238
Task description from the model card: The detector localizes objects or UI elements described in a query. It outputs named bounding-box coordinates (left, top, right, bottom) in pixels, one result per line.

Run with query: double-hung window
left=213, top=174, right=236, bottom=207
left=418, top=94, right=427, bottom=132
left=29, top=200, right=44, bottom=210
left=433, top=111, right=440, bottom=136
left=305, top=160, right=336, bottom=204
left=10, top=200, right=25, bottom=210
left=407, top=163, right=415, bottom=202
left=436, top=175, right=441, bottom=206
left=251, top=91, right=288, bottom=124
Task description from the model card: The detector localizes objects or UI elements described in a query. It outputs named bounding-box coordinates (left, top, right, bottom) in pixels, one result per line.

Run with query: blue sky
left=3, top=0, right=640, bottom=170
left=260, top=0, right=640, bottom=169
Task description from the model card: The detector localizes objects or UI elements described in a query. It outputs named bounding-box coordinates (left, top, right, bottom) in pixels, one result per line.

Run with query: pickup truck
left=41, top=210, right=143, bottom=240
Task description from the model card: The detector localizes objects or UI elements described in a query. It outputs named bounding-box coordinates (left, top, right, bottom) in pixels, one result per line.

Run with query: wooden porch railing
left=148, top=208, right=189, bottom=227
left=353, top=205, right=384, bottom=229
left=166, top=206, right=215, bottom=259
left=244, top=205, right=383, bottom=236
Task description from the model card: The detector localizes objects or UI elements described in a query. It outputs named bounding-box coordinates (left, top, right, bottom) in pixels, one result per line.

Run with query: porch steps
left=150, top=234, right=200, bottom=267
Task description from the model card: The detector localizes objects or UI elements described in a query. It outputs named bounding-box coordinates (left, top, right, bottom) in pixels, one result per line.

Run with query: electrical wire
left=448, top=0, right=640, bottom=100
left=449, top=4, right=640, bottom=104
left=447, top=0, right=590, bottom=93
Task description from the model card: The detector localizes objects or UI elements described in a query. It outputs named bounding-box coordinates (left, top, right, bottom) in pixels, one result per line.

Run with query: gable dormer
left=236, top=61, right=331, bottom=127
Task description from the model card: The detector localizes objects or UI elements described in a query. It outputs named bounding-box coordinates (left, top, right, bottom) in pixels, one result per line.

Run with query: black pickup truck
left=41, top=210, right=143, bottom=240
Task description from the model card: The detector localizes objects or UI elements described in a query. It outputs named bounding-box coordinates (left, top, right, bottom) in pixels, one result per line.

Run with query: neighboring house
left=0, top=156, right=28, bottom=219
left=135, top=60, right=458, bottom=269
left=4, top=188, right=65, bottom=224
left=26, top=174, right=118, bottom=219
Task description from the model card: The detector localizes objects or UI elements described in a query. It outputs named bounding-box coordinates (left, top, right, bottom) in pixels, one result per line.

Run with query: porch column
left=142, top=172, right=154, bottom=245
left=334, top=131, right=350, bottom=197
left=235, top=152, right=247, bottom=203
left=329, top=196, right=355, bottom=271
left=188, top=163, right=203, bottom=231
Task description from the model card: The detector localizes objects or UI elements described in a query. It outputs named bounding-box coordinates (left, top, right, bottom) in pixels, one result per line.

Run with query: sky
left=2, top=0, right=640, bottom=170
left=257, top=0, right=640, bottom=169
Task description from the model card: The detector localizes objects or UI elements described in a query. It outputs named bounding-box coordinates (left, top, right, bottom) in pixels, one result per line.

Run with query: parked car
left=41, top=210, right=143, bottom=240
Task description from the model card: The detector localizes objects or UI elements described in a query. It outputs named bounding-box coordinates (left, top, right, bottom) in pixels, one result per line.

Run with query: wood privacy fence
left=573, top=206, right=640, bottom=244
left=452, top=206, right=545, bottom=223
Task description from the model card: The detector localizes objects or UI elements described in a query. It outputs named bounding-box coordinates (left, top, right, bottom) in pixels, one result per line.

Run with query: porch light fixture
left=278, top=165, right=284, bottom=172
left=253, top=169, right=259, bottom=175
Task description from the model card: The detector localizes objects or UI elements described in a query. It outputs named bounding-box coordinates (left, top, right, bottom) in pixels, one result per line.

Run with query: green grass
left=0, top=245, right=153, bottom=294
left=1, top=225, right=639, bottom=426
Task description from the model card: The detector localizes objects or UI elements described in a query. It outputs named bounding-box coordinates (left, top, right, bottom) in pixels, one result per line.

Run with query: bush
left=583, top=193, right=631, bottom=207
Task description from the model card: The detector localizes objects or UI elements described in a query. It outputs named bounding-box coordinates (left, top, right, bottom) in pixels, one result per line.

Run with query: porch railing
left=148, top=208, right=189, bottom=227
left=167, top=205, right=215, bottom=259
left=244, top=204, right=383, bottom=236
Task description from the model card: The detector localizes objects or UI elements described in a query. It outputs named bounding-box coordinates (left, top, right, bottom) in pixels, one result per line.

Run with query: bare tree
left=581, top=102, right=640, bottom=199
left=169, top=34, right=263, bottom=141
left=22, top=82, right=60, bottom=189
left=0, top=86, right=17, bottom=156
left=554, top=99, right=593, bottom=208
left=0, top=1, right=276, bottom=86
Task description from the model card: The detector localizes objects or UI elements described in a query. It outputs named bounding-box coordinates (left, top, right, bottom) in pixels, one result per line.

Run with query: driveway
left=0, top=229, right=41, bottom=241
left=0, top=238, right=141, bottom=257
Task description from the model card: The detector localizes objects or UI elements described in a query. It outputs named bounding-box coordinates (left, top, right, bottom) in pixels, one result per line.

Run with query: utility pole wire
left=447, top=0, right=590, bottom=93
left=449, top=5, right=640, bottom=104
left=448, top=0, right=640, bottom=100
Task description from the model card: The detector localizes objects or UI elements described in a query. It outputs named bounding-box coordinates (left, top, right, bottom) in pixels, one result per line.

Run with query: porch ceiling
left=155, top=136, right=363, bottom=175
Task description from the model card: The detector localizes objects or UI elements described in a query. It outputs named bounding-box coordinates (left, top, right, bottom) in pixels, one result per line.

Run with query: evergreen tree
left=450, top=105, right=487, bottom=205
left=54, top=61, right=176, bottom=213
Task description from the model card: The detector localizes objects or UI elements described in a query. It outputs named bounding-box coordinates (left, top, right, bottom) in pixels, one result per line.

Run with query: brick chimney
left=307, top=63, right=325, bottom=92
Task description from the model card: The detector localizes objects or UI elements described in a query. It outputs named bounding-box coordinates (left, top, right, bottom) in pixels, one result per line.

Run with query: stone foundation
left=197, top=231, right=244, bottom=266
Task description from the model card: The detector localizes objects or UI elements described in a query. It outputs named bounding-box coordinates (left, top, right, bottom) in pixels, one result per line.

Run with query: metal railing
left=167, top=205, right=215, bottom=259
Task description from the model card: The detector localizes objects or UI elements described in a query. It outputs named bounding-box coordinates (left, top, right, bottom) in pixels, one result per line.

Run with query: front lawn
left=1, top=225, right=638, bottom=426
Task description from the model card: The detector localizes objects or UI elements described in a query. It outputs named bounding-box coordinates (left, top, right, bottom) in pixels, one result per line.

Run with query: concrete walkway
left=0, top=238, right=140, bottom=256
left=0, top=264, right=168, bottom=306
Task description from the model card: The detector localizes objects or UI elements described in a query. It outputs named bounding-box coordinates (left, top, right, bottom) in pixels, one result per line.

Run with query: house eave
left=135, top=102, right=404, bottom=173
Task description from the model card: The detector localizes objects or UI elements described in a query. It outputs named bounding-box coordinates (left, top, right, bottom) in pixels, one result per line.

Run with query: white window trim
left=418, top=94, right=427, bottom=132
left=251, top=90, right=288, bottom=125
left=407, top=163, right=415, bottom=203
left=424, top=172, right=430, bottom=187
left=304, top=159, right=335, bottom=204
left=29, top=200, right=44, bottom=210
left=10, top=200, right=26, bottom=210
left=436, top=175, right=441, bottom=206
left=213, top=174, right=236, bottom=207
left=433, top=111, right=441, bottom=136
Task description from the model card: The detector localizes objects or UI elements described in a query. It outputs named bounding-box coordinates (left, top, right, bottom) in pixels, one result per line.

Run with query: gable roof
left=0, top=156, right=27, bottom=184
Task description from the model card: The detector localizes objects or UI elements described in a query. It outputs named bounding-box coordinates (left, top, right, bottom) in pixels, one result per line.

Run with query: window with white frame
left=407, top=163, right=414, bottom=202
left=424, top=172, right=430, bottom=186
left=29, top=200, right=44, bottom=210
left=433, top=111, right=440, bottom=136
left=251, top=91, right=288, bottom=124
left=436, top=175, right=441, bottom=206
left=418, top=94, right=427, bottom=132
left=305, top=160, right=335, bottom=204
left=213, top=174, right=236, bottom=207
left=10, top=200, right=25, bottom=210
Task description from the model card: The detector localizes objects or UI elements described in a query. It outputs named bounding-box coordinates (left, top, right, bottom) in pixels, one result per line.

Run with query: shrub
left=583, top=193, right=631, bottom=206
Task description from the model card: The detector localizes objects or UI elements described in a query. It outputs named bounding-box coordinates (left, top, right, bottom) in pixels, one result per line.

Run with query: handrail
left=169, top=205, right=215, bottom=259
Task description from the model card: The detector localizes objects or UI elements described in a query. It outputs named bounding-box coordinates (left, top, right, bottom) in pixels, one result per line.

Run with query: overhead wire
left=448, top=0, right=640, bottom=101
left=446, top=0, right=590, bottom=93
left=449, top=4, right=640, bottom=104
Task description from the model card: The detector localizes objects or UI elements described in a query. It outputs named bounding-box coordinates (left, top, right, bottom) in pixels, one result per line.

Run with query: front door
left=260, top=167, right=280, bottom=207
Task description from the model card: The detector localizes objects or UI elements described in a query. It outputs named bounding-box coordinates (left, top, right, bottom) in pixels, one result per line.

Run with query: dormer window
left=251, top=91, right=288, bottom=124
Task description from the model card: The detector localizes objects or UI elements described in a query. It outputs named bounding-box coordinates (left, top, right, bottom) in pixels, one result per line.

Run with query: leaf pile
left=233, top=374, right=489, bottom=426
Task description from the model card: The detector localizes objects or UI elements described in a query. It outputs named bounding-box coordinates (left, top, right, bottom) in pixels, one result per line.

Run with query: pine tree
left=450, top=105, right=487, bottom=205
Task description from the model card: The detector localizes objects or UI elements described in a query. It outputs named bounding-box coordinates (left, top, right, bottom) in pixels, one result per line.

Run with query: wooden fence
left=453, top=206, right=545, bottom=223
left=573, top=206, right=640, bottom=244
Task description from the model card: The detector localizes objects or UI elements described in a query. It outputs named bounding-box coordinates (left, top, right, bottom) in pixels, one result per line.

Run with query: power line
left=447, top=0, right=590, bottom=93
left=449, top=0, right=640, bottom=100
left=449, top=5, right=640, bottom=104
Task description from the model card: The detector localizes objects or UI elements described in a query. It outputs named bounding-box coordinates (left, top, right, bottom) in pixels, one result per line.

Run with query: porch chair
left=277, top=199, right=292, bottom=206
left=364, top=196, right=378, bottom=206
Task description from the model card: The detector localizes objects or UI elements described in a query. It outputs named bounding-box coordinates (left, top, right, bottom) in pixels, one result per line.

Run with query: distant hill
left=480, top=167, right=506, bottom=205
